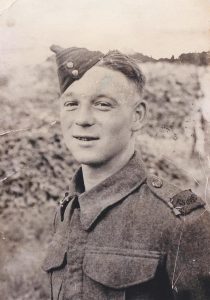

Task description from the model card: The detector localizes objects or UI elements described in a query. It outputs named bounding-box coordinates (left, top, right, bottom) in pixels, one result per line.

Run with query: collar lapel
left=77, top=151, right=147, bottom=230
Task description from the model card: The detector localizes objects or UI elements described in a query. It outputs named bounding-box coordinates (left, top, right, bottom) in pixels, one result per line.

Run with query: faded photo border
left=0, top=1, right=210, bottom=299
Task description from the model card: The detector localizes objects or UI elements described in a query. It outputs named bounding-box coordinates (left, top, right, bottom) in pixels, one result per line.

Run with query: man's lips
left=73, top=136, right=99, bottom=141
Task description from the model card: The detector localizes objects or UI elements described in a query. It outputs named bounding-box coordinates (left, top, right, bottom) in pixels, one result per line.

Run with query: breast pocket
left=42, top=233, right=67, bottom=300
left=83, top=247, right=164, bottom=300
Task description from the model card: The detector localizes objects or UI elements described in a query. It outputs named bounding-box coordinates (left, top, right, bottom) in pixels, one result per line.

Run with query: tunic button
left=66, top=61, right=74, bottom=68
left=72, top=69, right=79, bottom=77
left=151, top=176, right=163, bottom=188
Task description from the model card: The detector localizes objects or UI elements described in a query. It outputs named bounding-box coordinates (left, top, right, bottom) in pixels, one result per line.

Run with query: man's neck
left=81, top=147, right=135, bottom=191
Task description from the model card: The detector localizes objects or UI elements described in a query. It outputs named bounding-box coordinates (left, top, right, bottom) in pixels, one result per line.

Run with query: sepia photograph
left=0, top=0, right=210, bottom=299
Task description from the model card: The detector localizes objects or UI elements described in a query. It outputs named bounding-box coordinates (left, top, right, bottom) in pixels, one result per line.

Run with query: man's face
left=60, top=65, right=142, bottom=166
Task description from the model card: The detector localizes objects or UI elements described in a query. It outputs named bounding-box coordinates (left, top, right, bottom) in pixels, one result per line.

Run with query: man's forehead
left=74, top=66, right=127, bottom=83
left=64, top=66, right=137, bottom=96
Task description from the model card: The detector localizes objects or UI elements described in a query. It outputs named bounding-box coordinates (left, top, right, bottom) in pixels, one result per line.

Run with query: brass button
left=151, top=176, right=163, bottom=188
left=66, top=61, right=74, bottom=68
left=72, top=69, right=79, bottom=77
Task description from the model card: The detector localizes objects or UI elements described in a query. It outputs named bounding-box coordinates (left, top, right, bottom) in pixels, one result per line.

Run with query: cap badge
left=72, top=69, right=79, bottom=77
left=66, top=61, right=74, bottom=68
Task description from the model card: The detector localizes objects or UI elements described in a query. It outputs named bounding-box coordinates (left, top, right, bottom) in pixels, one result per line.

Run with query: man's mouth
left=73, top=136, right=99, bottom=141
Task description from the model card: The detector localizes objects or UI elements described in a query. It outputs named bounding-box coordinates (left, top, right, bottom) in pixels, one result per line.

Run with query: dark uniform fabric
left=42, top=151, right=210, bottom=300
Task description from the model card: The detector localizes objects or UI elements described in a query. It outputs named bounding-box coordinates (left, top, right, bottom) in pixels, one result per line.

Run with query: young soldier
left=42, top=45, right=210, bottom=300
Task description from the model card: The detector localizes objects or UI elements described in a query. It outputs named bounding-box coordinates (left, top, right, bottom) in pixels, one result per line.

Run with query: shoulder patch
left=170, top=189, right=205, bottom=215
left=147, top=175, right=205, bottom=217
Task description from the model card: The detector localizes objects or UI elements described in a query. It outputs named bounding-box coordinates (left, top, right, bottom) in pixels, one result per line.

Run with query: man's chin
left=74, top=155, right=113, bottom=168
left=72, top=154, right=106, bottom=167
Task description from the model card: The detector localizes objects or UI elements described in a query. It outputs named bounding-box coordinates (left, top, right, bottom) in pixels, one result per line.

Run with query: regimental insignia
left=170, top=189, right=205, bottom=216
left=59, top=192, right=72, bottom=221
left=147, top=175, right=205, bottom=217
left=59, top=192, right=71, bottom=208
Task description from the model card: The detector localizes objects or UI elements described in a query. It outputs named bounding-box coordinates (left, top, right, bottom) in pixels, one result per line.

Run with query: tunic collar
left=68, top=150, right=147, bottom=230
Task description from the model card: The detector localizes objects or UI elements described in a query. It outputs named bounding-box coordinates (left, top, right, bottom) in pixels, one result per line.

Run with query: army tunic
left=42, top=151, right=210, bottom=300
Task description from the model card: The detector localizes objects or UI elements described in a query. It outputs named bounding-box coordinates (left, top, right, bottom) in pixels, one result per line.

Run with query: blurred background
left=0, top=0, right=210, bottom=299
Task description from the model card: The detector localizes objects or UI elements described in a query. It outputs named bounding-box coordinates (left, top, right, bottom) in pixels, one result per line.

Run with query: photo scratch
left=172, top=223, right=185, bottom=289
left=0, top=0, right=18, bottom=16
left=0, top=120, right=57, bottom=137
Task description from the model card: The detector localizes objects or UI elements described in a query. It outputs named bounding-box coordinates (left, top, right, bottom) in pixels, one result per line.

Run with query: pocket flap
left=83, top=248, right=161, bottom=289
left=42, top=233, right=67, bottom=272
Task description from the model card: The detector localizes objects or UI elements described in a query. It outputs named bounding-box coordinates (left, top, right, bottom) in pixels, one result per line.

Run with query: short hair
left=97, top=50, right=146, bottom=95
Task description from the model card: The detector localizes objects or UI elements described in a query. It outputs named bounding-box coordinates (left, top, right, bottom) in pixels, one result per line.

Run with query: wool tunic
left=42, top=151, right=210, bottom=300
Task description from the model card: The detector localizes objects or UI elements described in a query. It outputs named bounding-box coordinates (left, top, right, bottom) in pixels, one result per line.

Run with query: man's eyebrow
left=61, top=92, right=118, bottom=104
left=93, top=94, right=117, bottom=103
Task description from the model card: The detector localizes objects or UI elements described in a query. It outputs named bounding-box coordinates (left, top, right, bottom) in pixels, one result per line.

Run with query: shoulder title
left=147, top=175, right=205, bottom=217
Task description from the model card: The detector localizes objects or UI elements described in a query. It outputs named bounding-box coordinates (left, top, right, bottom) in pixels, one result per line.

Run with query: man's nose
left=75, top=105, right=94, bottom=127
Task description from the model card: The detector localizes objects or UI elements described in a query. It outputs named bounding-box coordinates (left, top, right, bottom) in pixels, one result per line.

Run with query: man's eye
left=64, top=101, right=78, bottom=110
left=94, top=101, right=112, bottom=110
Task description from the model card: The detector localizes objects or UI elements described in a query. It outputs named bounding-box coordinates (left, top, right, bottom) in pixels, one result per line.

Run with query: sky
left=0, top=0, right=209, bottom=68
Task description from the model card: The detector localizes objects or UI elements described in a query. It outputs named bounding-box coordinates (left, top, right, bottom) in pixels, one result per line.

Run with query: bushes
left=0, top=59, right=209, bottom=299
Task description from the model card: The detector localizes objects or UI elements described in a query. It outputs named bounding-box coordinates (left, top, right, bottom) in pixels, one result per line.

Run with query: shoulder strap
left=147, top=175, right=205, bottom=216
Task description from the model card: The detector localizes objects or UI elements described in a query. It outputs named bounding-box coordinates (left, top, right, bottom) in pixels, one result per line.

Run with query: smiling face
left=60, top=65, right=145, bottom=167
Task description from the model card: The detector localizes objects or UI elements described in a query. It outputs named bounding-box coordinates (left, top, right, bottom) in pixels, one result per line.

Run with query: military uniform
left=42, top=151, right=210, bottom=300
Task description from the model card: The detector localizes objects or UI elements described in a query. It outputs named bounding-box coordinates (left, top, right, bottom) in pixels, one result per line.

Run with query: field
left=0, top=57, right=210, bottom=299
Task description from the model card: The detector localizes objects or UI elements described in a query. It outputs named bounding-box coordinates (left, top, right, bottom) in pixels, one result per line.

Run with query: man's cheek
left=108, top=121, right=128, bottom=135
left=61, top=117, right=72, bottom=132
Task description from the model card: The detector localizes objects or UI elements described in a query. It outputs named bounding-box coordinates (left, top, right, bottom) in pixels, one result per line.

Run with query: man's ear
left=131, top=100, right=147, bottom=132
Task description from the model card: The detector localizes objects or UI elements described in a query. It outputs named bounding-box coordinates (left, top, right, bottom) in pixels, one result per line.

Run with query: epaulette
left=147, top=175, right=205, bottom=217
